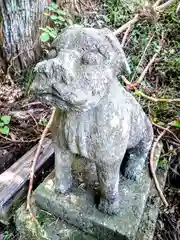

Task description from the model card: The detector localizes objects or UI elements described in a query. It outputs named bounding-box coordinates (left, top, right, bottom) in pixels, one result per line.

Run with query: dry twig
left=149, top=127, right=169, bottom=208
left=122, top=33, right=163, bottom=90
left=113, top=14, right=139, bottom=36
left=153, top=0, right=163, bottom=8
left=136, top=91, right=180, bottom=103
left=114, top=0, right=176, bottom=36
left=152, top=122, right=180, bottom=144
left=0, top=134, right=50, bottom=143
left=121, top=26, right=131, bottom=47
left=131, top=34, right=154, bottom=82
left=26, top=107, right=56, bottom=213
left=155, top=0, right=177, bottom=11
left=73, top=0, right=81, bottom=14
left=136, top=51, right=159, bottom=85
left=135, top=31, right=164, bottom=85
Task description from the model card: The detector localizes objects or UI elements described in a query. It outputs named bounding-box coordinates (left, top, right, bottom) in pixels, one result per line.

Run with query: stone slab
left=15, top=162, right=168, bottom=240
left=15, top=202, right=96, bottom=240
left=34, top=143, right=163, bottom=240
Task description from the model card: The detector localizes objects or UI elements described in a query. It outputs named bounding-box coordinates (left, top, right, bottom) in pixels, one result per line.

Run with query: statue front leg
left=54, top=143, right=74, bottom=194
left=96, top=161, right=121, bottom=215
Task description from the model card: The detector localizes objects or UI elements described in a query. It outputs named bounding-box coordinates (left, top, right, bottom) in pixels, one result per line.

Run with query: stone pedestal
left=15, top=203, right=96, bottom=240
left=15, top=142, right=168, bottom=240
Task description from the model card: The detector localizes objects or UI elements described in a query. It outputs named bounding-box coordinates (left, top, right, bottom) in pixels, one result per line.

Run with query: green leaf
left=135, top=91, right=142, bottom=97
left=157, top=121, right=166, bottom=126
left=172, top=120, right=180, bottom=128
left=0, top=126, right=9, bottom=135
left=40, top=32, right=50, bottom=42
left=56, top=9, right=66, bottom=15
left=106, top=17, right=110, bottom=23
left=58, top=16, right=65, bottom=22
left=0, top=115, right=11, bottom=125
left=50, top=2, right=57, bottom=10
left=47, top=29, right=57, bottom=38
left=45, top=26, right=54, bottom=31
left=177, top=111, right=180, bottom=117
left=39, top=118, right=48, bottom=126
left=158, top=158, right=168, bottom=169
left=50, top=15, right=58, bottom=20
left=0, top=122, right=4, bottom=127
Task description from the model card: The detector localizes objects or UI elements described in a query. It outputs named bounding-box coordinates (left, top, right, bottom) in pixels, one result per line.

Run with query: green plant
left=170, top=112, right=180, bottom=128
left=39, top=118, right=48, bottom=126
left=3, top=231, right=10, bottom=240
left=0, top=115, right=11, bottom=135
left=158, top=157, right=168, bottom=169
left=40, top=2, right=73, bottom=42
left=104, top=0, right=141, bottom=27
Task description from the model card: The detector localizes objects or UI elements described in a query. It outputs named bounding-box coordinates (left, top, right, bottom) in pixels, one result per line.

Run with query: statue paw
left=98, top=197, right=120, bottom=215
left=55, top=181, right=72, bottom=194
left=123, top=167, right=142, bottom=182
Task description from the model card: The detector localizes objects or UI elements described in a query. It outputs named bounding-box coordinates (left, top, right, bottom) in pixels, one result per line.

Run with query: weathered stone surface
left=15, top=202, right=96, bottom=240
left=32, top=25, right=154, bottom=215
left=135, top=164, right=169, bottom=240
left=34, top=143, right=162, bottom=240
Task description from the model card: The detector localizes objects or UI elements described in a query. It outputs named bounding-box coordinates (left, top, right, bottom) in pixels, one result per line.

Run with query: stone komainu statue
left=32, top=25, right=154, bottom=215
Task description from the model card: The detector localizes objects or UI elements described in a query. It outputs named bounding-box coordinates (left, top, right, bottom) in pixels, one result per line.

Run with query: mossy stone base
left=15, top=203, right=96, bottom=240
left=15, top=142, right=168, bottom=240
left=33, top=143, right=163, bottom=240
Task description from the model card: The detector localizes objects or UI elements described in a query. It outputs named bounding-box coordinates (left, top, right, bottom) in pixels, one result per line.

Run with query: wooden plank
left=0, top=138, right=54, bottom=224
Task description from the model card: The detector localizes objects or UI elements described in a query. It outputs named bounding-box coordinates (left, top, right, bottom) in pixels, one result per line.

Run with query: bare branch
left=156, top=0, right=177, bottom=11
left=131, top=34, right=154, bottom=82
left=26, top=107, right=56, bottom=212
left=121, top=26, right=131, bottom=47
left=113, top=15, right=139, bottom=36
left=136, top=91, right=180, bottom=103
left=149, top=128, right=169, bottom=208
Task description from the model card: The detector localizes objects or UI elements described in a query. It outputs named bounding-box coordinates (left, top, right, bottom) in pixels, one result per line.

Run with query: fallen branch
left=73, top=0, right=81, bottom=14
left=155, top=0, right=177, bottom=11
left=121, top=32, right=163, bottom=90
left=152, top=122, right=180, bottom=144
left=121, top=75, right=139, bottom=91
left=135, top=31, right=164, bottom=85
left=26, top=107, right=56, bottom=213
left=0, top=133, right=50, bottom=143
left=121, top=26, right=131, bottom=47
left=136, top=91, right=180, bottom=103
left=121, top=77, right=180, bottom=104
left=149, top=127, right=169, bottom=208
left=153, top=0, right=163, bottom=8
left=131, top=34, right=154, bottom=82
left=114, top=0, right=177, bottom=36
left=113, top=14, right=139, bottom=36
left=136, top=51, right=159, bottom=85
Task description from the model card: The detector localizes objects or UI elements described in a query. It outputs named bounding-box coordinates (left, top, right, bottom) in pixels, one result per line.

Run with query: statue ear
left=100, top=28, right=131, bottom=75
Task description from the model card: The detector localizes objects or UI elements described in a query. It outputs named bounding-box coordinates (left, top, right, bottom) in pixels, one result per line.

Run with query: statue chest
left=63, top=110, right=99, bottom=159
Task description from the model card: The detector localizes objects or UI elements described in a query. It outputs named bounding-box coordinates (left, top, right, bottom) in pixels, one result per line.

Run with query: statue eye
left=81, top=53, right=103, bottom=65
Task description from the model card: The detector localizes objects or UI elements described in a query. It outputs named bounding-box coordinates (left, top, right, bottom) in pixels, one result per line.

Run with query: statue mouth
left=38, top=86, right=75, bottom=110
